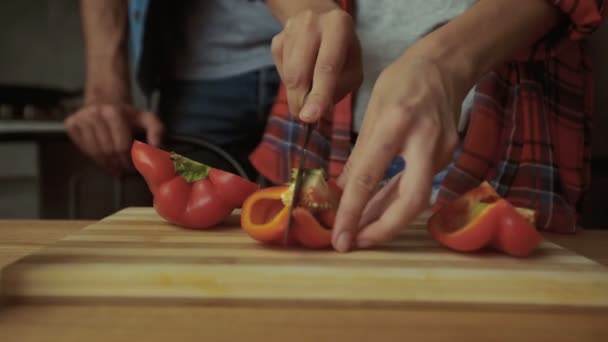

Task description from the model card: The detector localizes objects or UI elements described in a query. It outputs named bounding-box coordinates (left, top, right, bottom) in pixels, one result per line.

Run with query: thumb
left=135, top=111, right=164, bottom=147
left=299, top=93, right=328, bottom=123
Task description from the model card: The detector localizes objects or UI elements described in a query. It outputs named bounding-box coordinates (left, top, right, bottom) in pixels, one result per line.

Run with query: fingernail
left=356, top=239, right=373, bottom=249
left=335, top=232, right=352, bottom=253
left=300, top=103, right=320, bottom=121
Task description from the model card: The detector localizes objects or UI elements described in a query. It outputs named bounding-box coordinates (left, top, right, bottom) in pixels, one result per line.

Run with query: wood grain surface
left=2, top=207, right=608, bottom=310
left=0, top=220, right=92, bottom=268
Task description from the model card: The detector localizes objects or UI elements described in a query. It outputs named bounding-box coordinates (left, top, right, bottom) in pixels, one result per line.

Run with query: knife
left=283, top=123, right=314, bottom=245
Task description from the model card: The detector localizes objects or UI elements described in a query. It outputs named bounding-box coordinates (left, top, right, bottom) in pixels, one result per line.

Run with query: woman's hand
left=271, top=7, right=363, bottom=121
left=332, top=53, right=464, bottom=252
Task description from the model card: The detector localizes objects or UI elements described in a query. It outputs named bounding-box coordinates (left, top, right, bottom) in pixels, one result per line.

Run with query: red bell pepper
left=427, top=182, right=542, bottom=257
left=240, top=169, right=341, bottom=248
left=131, top=140, right=259, bottom=229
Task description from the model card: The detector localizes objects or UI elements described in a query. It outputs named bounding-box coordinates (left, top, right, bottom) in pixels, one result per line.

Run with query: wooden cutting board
left=2, top=207, right=608, bottom=309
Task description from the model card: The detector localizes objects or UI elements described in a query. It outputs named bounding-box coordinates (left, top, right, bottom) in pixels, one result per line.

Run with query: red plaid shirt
left=249, top=0, right=607, bottom=233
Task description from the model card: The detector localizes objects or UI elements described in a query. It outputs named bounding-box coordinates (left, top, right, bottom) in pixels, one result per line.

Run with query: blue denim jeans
left=158, top=66, right=280, bottom=180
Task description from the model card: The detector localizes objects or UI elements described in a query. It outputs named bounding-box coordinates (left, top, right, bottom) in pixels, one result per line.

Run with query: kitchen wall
left=0, top=0, right=149, bottom=219
left=0, top=1, right=85, bottom=89
left=0, top=2, right=607, bottom=225
left=0, top=0, right=83, bottom=218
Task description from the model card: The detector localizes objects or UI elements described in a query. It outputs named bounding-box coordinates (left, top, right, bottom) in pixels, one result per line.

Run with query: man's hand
left=67, top=0, right=164, bottom=176
left=65, top=104, right=163, bottom=175
left=270, top=6, right=362, bottom=121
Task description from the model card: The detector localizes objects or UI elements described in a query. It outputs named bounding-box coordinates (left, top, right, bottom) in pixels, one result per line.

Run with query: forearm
left=80, top=0, right=131, bottom=103
left=409, top=0, right=561, bottom=92
left=265, top=0, right=340, bottom=25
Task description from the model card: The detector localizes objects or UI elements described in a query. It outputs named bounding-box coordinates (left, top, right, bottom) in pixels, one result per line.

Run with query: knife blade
left=283, top=123, right=313, bottom=245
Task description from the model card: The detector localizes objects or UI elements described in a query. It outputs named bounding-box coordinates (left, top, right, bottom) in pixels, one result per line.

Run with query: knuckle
left=100, top=105, right=118, bottom=119
left=298, top=10, right=316, bottom=26
left=86, top=103, right=102, bottom=113
left=327, top=9, right=352, bottom=26
left=315, top=61, right=337, bottom=76
left=79, top=106, right=100, bottom=122
left=352, top=173, right=378, bottom=194
left=283, top=71, right=308, bottom=90
left=385, top=104, right=413, bottom=125
left=416, top=116, right=442, bottom=137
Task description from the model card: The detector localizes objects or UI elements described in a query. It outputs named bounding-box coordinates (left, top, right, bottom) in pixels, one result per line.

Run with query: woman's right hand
left=271, top=8, right=363, bottom=122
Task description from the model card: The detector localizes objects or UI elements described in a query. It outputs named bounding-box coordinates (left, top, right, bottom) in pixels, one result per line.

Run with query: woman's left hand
left=332, top=52, right=466, bottom=252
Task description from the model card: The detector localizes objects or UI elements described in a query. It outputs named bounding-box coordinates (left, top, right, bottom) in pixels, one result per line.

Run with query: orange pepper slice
left=240, top=169, right=341, bottom=249
left=240, top=186, right=291, bottom=244
left=427, top=182, right=542, bottom=257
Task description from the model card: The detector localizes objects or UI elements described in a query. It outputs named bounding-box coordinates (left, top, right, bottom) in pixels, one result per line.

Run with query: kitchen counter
left=1, top=217, right=607, bottom=342
left=0, top=120, right=66, bottom=141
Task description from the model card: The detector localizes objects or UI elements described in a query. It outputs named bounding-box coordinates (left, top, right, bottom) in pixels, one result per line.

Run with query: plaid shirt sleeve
left=249, top=86, right=353, bottom=185
left=435, top=0, right=607, bottom=233
left=552, top=0, right=606, bottom=40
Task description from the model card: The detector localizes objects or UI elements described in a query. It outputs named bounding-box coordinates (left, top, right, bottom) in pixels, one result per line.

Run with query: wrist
left=84, top=58, right=132, bottom=105
left=84, top=79, right=131, bottom=105
left=267, top=0, right=340, bottom=25
left=404, top=0, right=560, bottom=92
left=404, top=37, right=476, bottom=102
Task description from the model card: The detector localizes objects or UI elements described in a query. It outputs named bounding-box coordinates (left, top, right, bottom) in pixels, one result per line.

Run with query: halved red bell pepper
left=131, top=140, right=259, bottom=229
left=427, top=182, right=542, bottom=257
left=240, top=169, right=341, bottom=249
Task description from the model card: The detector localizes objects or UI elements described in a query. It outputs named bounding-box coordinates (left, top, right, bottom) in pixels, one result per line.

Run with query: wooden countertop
left=1, top=219, right=607, bottom=342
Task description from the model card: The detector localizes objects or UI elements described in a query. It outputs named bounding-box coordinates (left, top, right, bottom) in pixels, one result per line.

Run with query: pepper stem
left=170, top=152, right=211, bottom=183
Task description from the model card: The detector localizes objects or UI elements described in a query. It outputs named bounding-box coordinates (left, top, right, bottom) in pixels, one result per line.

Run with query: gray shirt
left=166, top=0, right=281, bottom=80
left=353, top=0, right=476, bottom=132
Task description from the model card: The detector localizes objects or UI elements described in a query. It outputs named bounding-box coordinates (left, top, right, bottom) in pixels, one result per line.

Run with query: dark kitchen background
left=0, top=1, right=607, bottom=228
left=0, top=1, right=152, bottom=221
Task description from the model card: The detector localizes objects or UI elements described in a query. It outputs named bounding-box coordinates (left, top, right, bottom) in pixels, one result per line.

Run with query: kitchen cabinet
left=37, top=139, right=152, bottom=220
left=0, top=133, right=152, bottom=220
left=0, top=142, right=39, bottom=218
